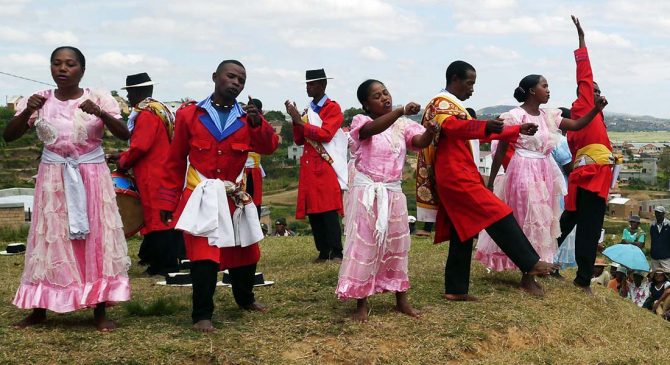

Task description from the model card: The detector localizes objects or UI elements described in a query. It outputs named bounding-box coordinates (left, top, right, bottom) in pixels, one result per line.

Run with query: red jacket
left=292, top=99, right=344, bottom=218
left=565, top=47, right=612, bottom=211
left=158, top=103, right=278, bottom=268
left=119, top=110, right=172, bottom=234
left=434, top=117, right=520, bottom=243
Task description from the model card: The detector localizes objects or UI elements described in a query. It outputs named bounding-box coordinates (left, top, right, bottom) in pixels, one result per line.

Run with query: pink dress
left=336, top=114, right=424, bottom=300
left=475, top=107, right=565, bottom=270
left=12, top=89, right=131, bottom=313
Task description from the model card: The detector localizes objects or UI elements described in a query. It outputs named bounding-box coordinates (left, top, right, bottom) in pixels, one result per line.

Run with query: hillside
left=0, top=237, right=668, bottom=364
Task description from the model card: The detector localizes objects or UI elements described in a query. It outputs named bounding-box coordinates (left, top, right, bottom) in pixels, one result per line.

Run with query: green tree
left=264, top=110, right=286, bottom=122
left=343, top=107, right=364, bottom=127
left=280, top=122, right=293, bottom=146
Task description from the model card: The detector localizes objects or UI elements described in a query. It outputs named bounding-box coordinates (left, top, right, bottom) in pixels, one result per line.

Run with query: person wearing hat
left=590, top=258, right=611, bottom=286
left=158, top=59, right=279, bottom=332
left=643, top=268, right=670, bottom=312
left=650, top=206, right=670, bottom=272
left=285, top=68, right=347, bottom=262
left=620, top=215, right=645, bottom=249
left=108, top=72, right=185, bottom=276
left=273, top=217, right=294, bottom=237
left=627, top=270, right=649, bottom=307
left=607, top=265, right=629, bottom=297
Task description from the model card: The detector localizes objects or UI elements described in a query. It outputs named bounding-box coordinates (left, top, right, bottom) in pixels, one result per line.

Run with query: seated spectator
left=621, top=215, right=645, bottom=249
left=627, top=271, right=649, bottom=307
left=591, top=259, right=611, bottom=286
left=608, top=266, right=629, bottom=297
left=408, top=215, right=417, bottom=234
left=643, top=269, right=670, bottom=313
left=274, top=218, right=295, bottom=237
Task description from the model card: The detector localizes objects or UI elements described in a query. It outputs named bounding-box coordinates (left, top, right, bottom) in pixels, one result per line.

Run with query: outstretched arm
left=572, top=15, right=585, bottom=49
left=560, top=96, right=608, bottom=131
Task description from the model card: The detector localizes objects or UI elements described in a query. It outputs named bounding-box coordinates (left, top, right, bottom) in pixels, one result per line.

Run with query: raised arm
left=572, top=15, right=585, bottom=49
left=359, top=102, right=420, bottom=140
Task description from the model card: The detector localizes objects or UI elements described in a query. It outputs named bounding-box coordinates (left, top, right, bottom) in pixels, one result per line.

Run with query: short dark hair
left=356, top=79, right=383, bottom=107
left=513, top=74, right=542, bottom=103
left=446, top=61, right=475, bottom=85
left=250, top=98, right=262, bottom=111
left=50, top=46, right=86, bottom=69
left=216, top=59, right=245, bottom=74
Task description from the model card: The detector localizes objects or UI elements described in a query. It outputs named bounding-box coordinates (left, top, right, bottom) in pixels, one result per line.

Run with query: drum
left=112, top=170, right=144, bottom=238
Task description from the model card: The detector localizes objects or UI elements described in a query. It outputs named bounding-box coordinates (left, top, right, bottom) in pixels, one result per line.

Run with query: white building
left=288, top=144, right=303, bottom=161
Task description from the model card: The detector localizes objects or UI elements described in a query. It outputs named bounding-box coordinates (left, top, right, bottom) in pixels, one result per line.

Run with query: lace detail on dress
left=34, top=116, right=58, bottom=146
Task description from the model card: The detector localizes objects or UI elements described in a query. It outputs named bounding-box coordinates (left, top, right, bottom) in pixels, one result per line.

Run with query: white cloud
left=1, top=53, right=50, bottom=67
left=42, top=30, right=79, bottom=45
left=0, top=0, right=30, bottom=16
left=93, top=52, right=170, bottom=69
left=0, top=26, right=30, bottom=42
left=359, top=46, right=388, bottom=61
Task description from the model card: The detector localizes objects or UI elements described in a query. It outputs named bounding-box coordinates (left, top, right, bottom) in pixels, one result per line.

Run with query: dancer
left=557, top=16, right=617, bottom=294
left=476, top=74, right=608, bottom=292
left=109, top=72, right=185, bottom=276
left=3, top=46, right=131, bottom=331
left=336, top=79, right=437, bottom=322
left=417, top=60, right=558, bottom=299
left=285, top=69, right=347, bottom=262
left=158, top=60, right=278, bottom=332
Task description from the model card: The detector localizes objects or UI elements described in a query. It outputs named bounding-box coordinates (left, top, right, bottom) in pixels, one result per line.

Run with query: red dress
left=119, top=110, right=172, bottom=234
left=293, top=99, right=344, bottom=219
left=157, top=103, right=279, bottom=269
left=433, top=117, right=521, bottom=243
left=565, top=47, right=612, bottom=211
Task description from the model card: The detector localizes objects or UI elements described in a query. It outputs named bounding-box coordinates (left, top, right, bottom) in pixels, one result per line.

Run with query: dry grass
left=608, top=131, right=670, bottom=142
left=1, top=236, right=669, bottom=364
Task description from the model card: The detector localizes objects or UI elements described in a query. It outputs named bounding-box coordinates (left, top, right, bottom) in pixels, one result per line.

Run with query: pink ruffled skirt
left=475, top=153, right=565, bottom=271
left=336, top=185, right=411, bottom=300
left=13, top=162, right=131, bottom=313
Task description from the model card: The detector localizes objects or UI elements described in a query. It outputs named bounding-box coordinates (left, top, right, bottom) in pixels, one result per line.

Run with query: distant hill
left=476, top=105, right=670, bottom=131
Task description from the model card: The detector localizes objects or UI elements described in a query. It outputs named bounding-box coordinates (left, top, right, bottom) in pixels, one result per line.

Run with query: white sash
left=41, top=147, right=105, bottom=239
left=514, top=149, right=546, bottom=159
left=307, top=107, right=349, bottom=190
left=175, top=168, right=263, bottom=248
left=353, top=173, right=402, bottom=246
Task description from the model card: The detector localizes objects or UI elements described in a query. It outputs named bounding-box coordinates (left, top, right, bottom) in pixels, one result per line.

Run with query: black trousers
left=445, top=214, right=540, bottom=294
left=190, top=260, right=257, bottom=323
left=557, top=188, right=607, bottom=287
left=308, top=210, right=343, bottom=259
left=245, top=171, right=262, bottom=219
left=138, top=229, right=185, bottom=275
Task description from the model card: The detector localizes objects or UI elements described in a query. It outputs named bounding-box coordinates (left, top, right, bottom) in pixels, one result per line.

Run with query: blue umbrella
left=603, top=244, right=650, bottom=272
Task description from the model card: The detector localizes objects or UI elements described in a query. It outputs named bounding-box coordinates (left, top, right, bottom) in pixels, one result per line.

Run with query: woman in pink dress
left=3, top=46, right=132, bottom=331
left=475, top=74, right=607, bottom=294
left=335, top=79, right=437, bottom=322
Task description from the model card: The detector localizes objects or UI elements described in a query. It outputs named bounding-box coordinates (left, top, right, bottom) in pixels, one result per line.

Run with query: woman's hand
left=595, top=96, right=608, bottom=111
left=79, top=99, right=103, bottom=117
left=25, top=94, right=47, bottom=113
left=403, top=102, right=421, bottom=116
left=520, top=123, right=538, bottom=136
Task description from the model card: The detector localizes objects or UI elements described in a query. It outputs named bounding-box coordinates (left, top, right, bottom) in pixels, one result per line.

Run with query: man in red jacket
left=423, top=61, right=557, bottom=299
left=557, top=16, right=614, bottom=294
left=110, top=72, right=185, bottom=277
left=158, top=60, right=279, bottom=332
left=285, top=69, right=346, bottom=262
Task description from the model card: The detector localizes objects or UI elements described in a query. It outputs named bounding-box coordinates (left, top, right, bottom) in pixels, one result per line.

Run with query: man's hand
left=79, top=99, right=103, bottom=117
left=25, top=94, right=47, bottom=113
left=244, top=96, right=261, bottom=127
left=284, top=100, right=304, bottom=125
left=595, top=96, right=608, bottom=111
left=160, top=210, right=173, bottom=225
left=484, top=119, right=504, bottom=134
left=520, top=123, right=538, bottom=136
left=403, top=102, right=421, bottom=116
left=571, top=15, right=584, bottom=38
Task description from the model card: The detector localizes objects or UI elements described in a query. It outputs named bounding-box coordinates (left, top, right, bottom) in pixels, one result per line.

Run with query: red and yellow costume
left=157, top=102, right=278, bottom=269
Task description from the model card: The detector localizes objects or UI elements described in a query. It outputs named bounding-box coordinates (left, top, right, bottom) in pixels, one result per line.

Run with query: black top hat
left=121, top=72, right=157, bottom=89
left=305, top=69, right=333, bottom=83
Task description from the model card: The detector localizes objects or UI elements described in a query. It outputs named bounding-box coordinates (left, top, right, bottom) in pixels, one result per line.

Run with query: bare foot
left=395, top=292, right=420, bottom=318
left=520, top=274, right=544, bottom=297
left=193, top=319, right=216, bottom=333
left=573, top=281, right=594, bottom=296
left=241, top=302, right=268, bottom=313
left=443, top=294, right=479, bottom=301
left=94, top=317, right=117, bottom=332
left=527, top=261, right=559, bottom=276
left=13, top=309, right=46, bottom=329
left=415, top=230, right=431, bottom=237
left=352, top=299, right=369, bottom=323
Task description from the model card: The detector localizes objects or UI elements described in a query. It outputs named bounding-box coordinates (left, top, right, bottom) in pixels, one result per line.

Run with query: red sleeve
left=249, top=115, right=279, bottom=155
left=302, top=102, right=343, bottom=143
left=440, top=117, right=487, bottom=139
left=572, top=47, right=594, bottom=118
left=157, top=107, right=192, bottom=212
left=483, top=124, right=520, bottom=143
left=118, top=111, right=161, bottom=169
left=293, top=122, right=305, bottom=146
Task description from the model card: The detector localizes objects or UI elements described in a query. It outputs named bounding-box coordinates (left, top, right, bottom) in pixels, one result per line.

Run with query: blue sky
left=1, top=0, right=669, bottom=117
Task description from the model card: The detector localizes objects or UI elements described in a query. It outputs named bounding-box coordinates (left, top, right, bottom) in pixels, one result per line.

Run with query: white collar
left=438, top=89, right=466, bottom=110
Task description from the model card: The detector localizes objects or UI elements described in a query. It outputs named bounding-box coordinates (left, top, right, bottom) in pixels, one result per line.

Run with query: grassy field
left=608, top=131, right=670, bottom=142
left=1, top=236, right=669, bottom=364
